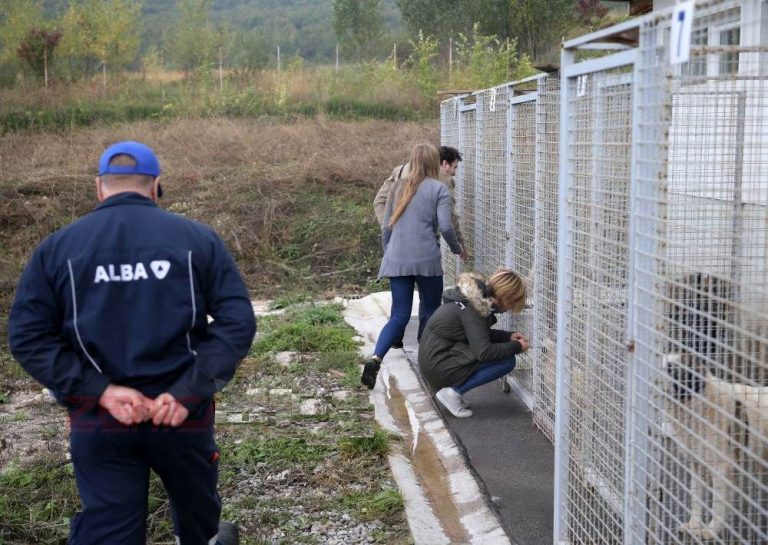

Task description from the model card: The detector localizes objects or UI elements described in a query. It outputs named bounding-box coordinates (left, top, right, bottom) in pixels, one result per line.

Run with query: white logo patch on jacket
left=94, top=260, right=171, bottom=283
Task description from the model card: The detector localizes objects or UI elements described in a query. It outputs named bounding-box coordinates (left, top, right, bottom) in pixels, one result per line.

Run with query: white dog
left=664, top=353, right=740, bottom=539
left=725, top=378, right=768, bottom=459
left=665, top=272, right=768, bottom=538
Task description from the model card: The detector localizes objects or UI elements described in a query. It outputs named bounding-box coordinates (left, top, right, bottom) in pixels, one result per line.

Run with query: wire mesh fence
left=532, top=74, right=561, bottom=441
left=628, top=2, right=768, bottom=544
left=440, top=98, right=461, bottom=288
left=439, top=1, right=767, bottom=543
left=475, top=86, right=509, bottom=280
left=560, top=62, right=635, bottom=545
left=506, top=86, right=539, bottom=379
left=458, top=103, right=477, bottom=275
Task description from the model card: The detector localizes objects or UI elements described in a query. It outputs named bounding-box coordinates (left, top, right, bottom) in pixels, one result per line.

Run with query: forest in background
left=0, top=0, right=631, bottom=135
left=0, top=0, right=629, bottom=87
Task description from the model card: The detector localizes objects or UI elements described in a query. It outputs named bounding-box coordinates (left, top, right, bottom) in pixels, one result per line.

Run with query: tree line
left=0, top=0, right=619, bottom=88
left=334, top=0, right=615, bottom=64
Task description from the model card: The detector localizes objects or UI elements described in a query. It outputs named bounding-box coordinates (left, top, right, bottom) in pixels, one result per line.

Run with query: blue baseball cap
left=98, top=141, right=162, bottom=196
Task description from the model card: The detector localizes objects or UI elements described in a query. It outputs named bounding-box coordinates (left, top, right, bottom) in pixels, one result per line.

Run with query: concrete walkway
left=343, top=292, right=554, bottom=545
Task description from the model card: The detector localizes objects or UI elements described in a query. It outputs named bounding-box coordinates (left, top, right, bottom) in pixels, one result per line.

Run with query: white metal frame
left=504, top=90, right=539, bottom=408
left=556, top=21, right=641, bottom=544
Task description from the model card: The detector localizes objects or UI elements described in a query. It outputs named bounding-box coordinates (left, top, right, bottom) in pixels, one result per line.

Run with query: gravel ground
left=215, top=346, right=409, bottom=544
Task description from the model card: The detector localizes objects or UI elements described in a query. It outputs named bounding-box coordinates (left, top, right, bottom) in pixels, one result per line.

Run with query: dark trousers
left=374, top=275, right=443, bottom=358
left=68, top=401, right=221, bottom=545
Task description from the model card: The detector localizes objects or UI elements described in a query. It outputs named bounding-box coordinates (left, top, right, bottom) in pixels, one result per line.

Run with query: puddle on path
left=385, top=375, right=469, bottom=543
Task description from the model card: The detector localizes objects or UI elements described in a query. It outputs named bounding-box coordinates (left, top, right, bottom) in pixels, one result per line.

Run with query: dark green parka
left=418, top=272, right=523, bottom=390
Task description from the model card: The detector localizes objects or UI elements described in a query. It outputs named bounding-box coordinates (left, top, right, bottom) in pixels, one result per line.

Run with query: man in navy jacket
left=8, top=141, right=256, bottom=545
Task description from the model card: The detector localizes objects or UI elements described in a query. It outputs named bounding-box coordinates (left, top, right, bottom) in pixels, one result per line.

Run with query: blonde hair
left=488, top=268, right=526, bottom=313
left=388, top=143, right=440, bottom=227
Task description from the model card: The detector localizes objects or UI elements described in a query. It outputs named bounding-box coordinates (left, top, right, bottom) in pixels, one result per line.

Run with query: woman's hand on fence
left=511, top=332, right=530, bottom=352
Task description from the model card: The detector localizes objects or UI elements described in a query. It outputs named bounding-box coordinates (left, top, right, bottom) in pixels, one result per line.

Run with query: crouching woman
left=418, top=269, right=530, bottom=418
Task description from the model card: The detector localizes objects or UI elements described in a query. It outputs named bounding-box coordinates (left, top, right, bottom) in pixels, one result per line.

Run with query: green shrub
left=405, top=31, right=439, bottom=101
left=451, top=25, right=537, bottom=90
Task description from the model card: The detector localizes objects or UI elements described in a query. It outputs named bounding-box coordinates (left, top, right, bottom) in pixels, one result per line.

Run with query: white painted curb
left=342, top=292, right=511, bottom=545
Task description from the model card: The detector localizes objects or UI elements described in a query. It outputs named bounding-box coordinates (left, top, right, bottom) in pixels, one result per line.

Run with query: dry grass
left=0, top=116, right=438, bottom=353
left=0, top=66, right=434, bottom=125
left=0, top=116, right=433, bottom=198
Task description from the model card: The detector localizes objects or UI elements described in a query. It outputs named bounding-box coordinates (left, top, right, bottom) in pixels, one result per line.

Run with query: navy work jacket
left=8, top=192, right=257, bottom=408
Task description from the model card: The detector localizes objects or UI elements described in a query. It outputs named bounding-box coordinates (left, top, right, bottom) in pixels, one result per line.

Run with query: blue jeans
left=374, top=275, right=443, bottom=358
left=454, top=355, right=517, bottom=395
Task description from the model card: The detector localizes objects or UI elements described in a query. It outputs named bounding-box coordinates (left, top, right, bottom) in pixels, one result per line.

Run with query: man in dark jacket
left=8, top=141, right=256, bottom=545
left=418, top=270, right=529, bottom=417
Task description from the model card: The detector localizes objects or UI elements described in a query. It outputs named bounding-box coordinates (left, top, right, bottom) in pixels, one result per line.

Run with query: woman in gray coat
left=361, top=143, right=465, bottom=389
left=418, top=269, right=530, bottom=417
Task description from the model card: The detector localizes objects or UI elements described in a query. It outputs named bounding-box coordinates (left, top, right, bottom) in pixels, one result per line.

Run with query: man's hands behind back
left=98, top=385, right=189, bottom=427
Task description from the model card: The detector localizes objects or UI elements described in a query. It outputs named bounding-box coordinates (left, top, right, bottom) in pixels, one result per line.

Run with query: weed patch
left=339, top=428, right=392, bottom=459
left=0, top=456, right=186, bottom=544
left=0, top=72, right=436, bottom=135
left=253, top=321, right=358, bottom=354
left=252, top=304, right=361, bottom=355
left=268, top=292, right=312, bottom=310
left=322, top=96, right=421, bottom=121
left=340, top=488, right=405, bottom=523
left=0, top=458, right=77, bottom=543
left=314, top=350, right=361, bottom=374
left=0, top=102, right=172, bottom=134
left=227, top=436, right=333, bottom=470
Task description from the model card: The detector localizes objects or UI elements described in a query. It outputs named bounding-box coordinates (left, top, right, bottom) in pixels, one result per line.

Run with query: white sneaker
left=436, top=388, right=473, bottom=418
